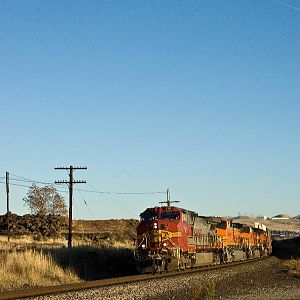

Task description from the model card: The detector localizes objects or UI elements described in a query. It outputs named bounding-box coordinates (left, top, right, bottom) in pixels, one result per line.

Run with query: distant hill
left=232, top=216, right=300, bottom=233
left=272, top=214, right=292, bottom=219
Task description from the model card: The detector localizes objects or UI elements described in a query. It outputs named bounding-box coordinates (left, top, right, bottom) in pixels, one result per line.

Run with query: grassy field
left=0, top=249, right=79, bottom=292
left=0, top=218, right=138, bottom=292
left=0, top=231, right=135, bottom=250
left=0, top=245, right=136, bottom=292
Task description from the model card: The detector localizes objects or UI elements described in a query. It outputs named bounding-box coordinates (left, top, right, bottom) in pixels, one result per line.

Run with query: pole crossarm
left=55, top=167, right=87, bottom=170
left=55, top=180, right=86, bottom=184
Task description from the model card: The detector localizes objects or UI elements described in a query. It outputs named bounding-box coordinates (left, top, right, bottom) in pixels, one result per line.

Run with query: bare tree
left=23, top=184, right=67, bottom=216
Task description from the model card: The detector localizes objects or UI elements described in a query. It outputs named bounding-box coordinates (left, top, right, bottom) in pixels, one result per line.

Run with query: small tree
left=23, top=184, right=67, bottom=216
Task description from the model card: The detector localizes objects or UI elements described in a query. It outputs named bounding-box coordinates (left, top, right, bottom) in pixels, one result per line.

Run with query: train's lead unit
left=135, top=193, right=271, bottom=273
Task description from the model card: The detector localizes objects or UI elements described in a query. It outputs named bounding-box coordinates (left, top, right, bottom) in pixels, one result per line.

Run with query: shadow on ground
left=272, top=237, right=300, bottom=259
left=43, top=246, right=137, bottom=281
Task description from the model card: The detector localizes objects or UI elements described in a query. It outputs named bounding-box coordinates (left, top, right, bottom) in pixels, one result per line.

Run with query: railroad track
left=0, top=256, right=270, bottom=300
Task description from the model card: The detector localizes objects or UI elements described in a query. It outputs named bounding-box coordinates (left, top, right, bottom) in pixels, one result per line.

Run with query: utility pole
left=55, top=166, right=87, bottom=248
left=6, top=172, right=10, bottom=242
left=159, top=188, right=179, bottom=207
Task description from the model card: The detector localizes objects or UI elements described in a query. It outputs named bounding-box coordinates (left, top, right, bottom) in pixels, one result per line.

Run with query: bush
left=283, top=259, right=300, bottom=278
left=192, top=280, right=215, bottom=300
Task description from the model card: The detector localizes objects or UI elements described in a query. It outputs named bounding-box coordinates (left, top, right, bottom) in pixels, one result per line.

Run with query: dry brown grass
left=192, top=280, right=215, bottom=300
left=0, top=244, right=136, bottom=292
left=0, top=250, right=80, bottom=292
left=0, top=235, right=66, bottom=248
left=283, top=259, right=300, bottom=278
left=0, top=234, right=134, bottom=250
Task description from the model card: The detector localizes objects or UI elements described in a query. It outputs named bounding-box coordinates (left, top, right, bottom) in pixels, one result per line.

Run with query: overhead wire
left=72, top=195, right=81, bottom=221
left=2, top=173, right=166, bottom=218
left=10, top=177, right=54, bottom=185
left=269, top=0, right=300, bottom=10
left=0, top=180, right=69, bottom=193
left=76, top=189, right=118, bottom=234
left=85, top=182, right=138, bottom=215
left=6, top=173, right=166, bottom=196
left=77, top=188, right=97, bottom=220
left=73, top=187, right=165, bottom=195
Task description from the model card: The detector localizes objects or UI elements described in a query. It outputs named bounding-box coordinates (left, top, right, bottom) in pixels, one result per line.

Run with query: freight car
left=135, top=195, right=272, bottom=273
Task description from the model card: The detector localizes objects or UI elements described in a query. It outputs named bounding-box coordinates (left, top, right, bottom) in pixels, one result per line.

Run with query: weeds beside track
left=0, top=246, right=136, bottom=293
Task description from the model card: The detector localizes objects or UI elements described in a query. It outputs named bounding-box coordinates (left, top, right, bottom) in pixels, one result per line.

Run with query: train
left=135, top=193, right=272, bottom=273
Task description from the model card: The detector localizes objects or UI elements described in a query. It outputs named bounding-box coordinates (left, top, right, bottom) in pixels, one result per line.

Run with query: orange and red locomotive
left=135, top=196, right=271, bottom=273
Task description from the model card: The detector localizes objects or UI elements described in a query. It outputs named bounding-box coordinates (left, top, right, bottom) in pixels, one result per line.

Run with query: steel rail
left=0, top=256, right=270, bottom=300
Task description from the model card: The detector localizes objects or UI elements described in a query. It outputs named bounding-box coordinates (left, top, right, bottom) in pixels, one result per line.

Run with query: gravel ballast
left=26, top=257, right=300, bottom=300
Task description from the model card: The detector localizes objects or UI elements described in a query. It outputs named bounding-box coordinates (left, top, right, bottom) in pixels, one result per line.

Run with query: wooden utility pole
left=55, top=166, right=87, bottom=248
left=6, top=172, right=10, bottom=242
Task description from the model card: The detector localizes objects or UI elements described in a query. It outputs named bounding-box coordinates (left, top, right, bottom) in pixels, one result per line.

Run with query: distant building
left=257, top=215, right=269, bottom=220
left=271, top=214, right=292, bottom=220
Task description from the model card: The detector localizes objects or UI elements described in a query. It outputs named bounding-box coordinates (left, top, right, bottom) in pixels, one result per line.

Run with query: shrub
left=192, top=280, right=215, bottom=300
left=283, top=259, right=300, bottom=278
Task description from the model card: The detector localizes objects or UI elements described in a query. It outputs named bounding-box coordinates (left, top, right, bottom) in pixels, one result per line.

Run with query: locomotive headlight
left=163, top=242, right=167, bottom=247
left=141, top=244, right=146, bottom=249
left=153, top=222, right=158, bottom=229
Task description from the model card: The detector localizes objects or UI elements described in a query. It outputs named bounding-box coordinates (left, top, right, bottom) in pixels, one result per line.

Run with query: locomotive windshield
left=216, top=222, right=226, bottom=229
left=160, top=212, right=180, bottom=220
left=140, top=212, right=158, bottom=222
left=242, top=226, right=250, bottom=233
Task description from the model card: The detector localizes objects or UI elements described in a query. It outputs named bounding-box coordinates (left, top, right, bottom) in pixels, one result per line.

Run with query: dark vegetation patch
left=272, top=237, right=300, bottom=259
left=0, top=213, right=68, bottom=237
left=72, top=219, right=138, bottom=244
left=43, top=246, right=137, bottom=280
left=0, top=214, right=138, bottom=245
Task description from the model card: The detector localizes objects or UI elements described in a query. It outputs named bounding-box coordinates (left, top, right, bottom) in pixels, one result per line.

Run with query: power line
left=85, top=183, right=137, bottom=215
left=78, top=189, right=97, bottom=220
left=7, top=173, right=166, bottom=195
left=72, top=195, right=81, bottom=221
left=10, top=173, right=54, bottom=184
left=10, top=177, right=56, bottom=185
left=77, top=190, right=121, bottom=234
left=0, top=181, right=69, bottom=193
left=74, top=188, right=166, bottom=195
left=269, top=0, right=300, bottom=11
left=0, top=179, right=167, bottom=205
left=0, top=181, right=36, bottom=189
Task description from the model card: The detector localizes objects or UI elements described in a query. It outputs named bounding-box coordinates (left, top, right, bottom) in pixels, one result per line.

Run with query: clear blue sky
left=0, top=0, right=299, bottom=219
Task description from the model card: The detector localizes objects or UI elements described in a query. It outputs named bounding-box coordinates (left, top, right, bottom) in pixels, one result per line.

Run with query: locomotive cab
left=136, top=206, right=182, bottom=252
left=135, top=206, right=183, bottom=273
